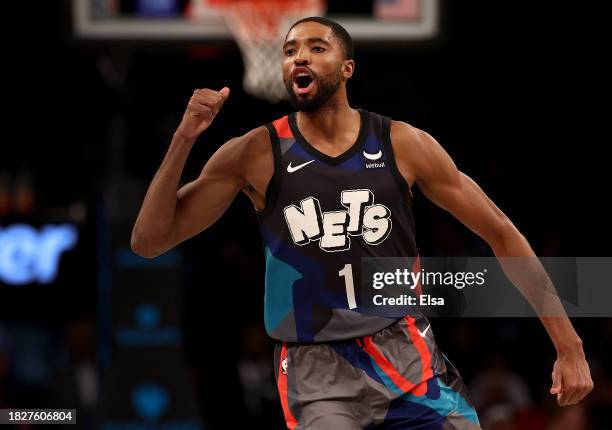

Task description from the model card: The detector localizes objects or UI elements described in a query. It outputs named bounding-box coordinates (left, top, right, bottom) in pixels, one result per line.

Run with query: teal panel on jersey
left=264, top=246, right=302, bottom=333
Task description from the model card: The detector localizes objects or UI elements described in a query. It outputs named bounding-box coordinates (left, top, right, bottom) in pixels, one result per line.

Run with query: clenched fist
left=550, top=346, right=594, bottom=406
left=175, top=87, right=230, bottom=140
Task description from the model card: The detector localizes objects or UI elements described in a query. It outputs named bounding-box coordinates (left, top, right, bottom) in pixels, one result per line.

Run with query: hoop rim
left=207, top=0, right=324, bottom=11
left=208, top=0, right=326, bottom=40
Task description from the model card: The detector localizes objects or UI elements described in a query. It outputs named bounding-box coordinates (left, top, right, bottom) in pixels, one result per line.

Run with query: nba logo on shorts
left=281, top=357, right=288, bottom=375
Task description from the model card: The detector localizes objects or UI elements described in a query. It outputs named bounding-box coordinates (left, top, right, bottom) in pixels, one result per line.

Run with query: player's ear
left=342, top=59, right=355, bottom=80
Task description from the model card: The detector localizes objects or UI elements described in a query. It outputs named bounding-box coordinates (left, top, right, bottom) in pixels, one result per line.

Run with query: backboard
left=72, top=0, right=440, bottom=43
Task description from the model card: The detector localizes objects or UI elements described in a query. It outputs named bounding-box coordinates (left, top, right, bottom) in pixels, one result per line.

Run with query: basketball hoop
left=191, top=0, right=326, bottom=102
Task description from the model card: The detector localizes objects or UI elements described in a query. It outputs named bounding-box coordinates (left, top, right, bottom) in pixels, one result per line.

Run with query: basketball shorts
left=273, top=315, right=481, bottom=429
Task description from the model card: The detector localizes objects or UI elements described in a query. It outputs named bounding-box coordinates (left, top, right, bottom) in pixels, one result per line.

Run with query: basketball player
left=131, top=17, right=593, bottom=429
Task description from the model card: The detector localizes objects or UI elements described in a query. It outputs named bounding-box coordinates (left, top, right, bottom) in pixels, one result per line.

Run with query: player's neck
left=296, top=95, right=358, bottom=142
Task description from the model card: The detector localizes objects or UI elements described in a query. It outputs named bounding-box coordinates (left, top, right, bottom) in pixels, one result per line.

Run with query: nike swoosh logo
left=287, top=160, right=315, bottom=173
left=363, top=150, right=382, bottom=160
left=418, top=325, right=430, bottom=337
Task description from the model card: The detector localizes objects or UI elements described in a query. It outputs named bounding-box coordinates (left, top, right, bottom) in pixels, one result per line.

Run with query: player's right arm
left=130, top=86, right=246, bottom=258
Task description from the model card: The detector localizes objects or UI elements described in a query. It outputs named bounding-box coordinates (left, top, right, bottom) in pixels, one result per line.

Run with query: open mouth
left=292, top=70, right=315, bottom=95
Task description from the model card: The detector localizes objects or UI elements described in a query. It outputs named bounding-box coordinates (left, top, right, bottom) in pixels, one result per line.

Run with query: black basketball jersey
left=256, top=109, right=420, bottom=342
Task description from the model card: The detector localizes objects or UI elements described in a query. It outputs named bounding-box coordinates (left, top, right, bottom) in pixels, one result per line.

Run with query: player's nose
left=294, top=46, right=310, bottom=65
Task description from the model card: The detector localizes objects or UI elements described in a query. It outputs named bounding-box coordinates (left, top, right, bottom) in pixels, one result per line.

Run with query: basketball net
left=190, top=0, right=326, bottom=102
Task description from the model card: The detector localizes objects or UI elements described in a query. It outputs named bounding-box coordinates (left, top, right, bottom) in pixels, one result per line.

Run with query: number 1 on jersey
left=339, top=264, right=357, bottom=309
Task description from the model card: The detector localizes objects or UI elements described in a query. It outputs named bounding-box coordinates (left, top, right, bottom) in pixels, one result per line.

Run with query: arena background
left=0, top=1, right=610, bottom=429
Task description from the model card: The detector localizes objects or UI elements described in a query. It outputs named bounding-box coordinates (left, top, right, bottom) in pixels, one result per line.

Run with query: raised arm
left=131, top=86, right=253, bottom=258
left=390, top=120, right=593, bottom=406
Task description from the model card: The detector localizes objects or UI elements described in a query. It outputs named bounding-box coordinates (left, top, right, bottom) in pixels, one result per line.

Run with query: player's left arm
left=390, top=120, right=593, bottom=406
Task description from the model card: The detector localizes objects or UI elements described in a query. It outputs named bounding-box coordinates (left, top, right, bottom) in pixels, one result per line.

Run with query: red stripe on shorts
left=361, top=335, right=427, bottom=396
left=277, top=343, right=298, bottom=429
left=404, top=315, right=434, bottom=383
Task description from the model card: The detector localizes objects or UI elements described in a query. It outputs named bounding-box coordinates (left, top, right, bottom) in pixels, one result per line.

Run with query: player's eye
left=285, top=48, right=296, bottom=56
left=312, top=46, right=325, bottom=53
